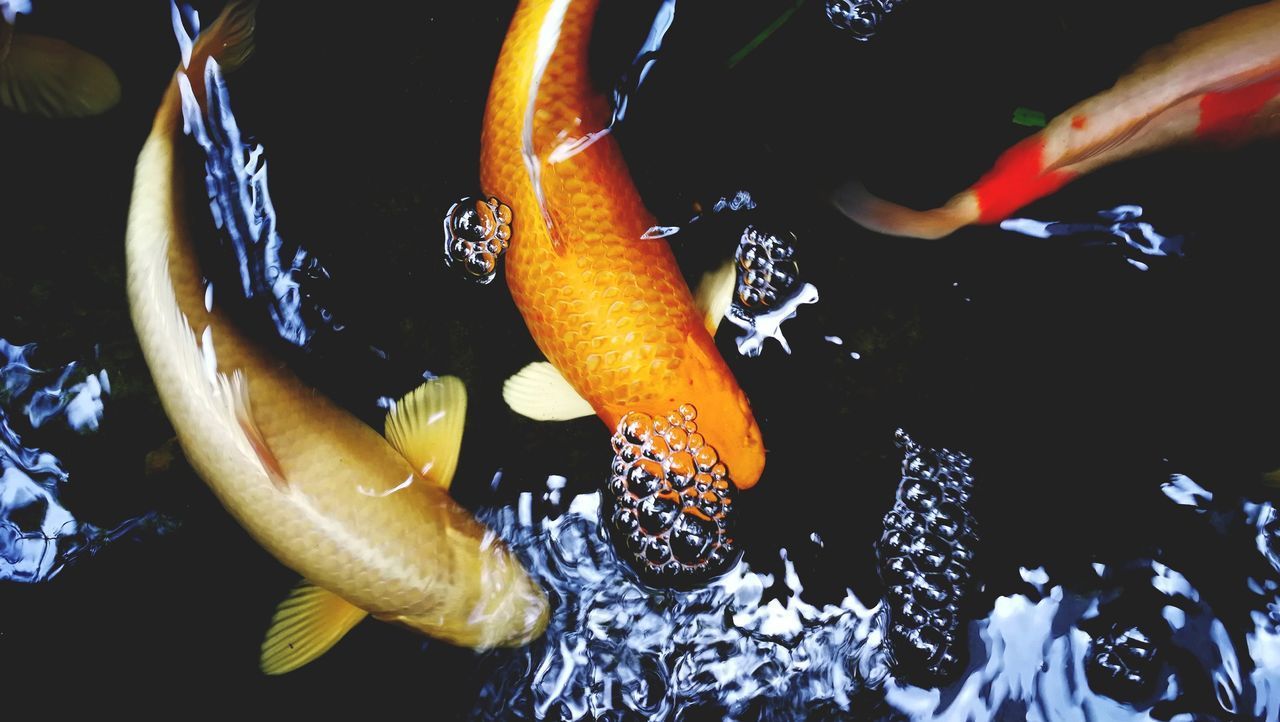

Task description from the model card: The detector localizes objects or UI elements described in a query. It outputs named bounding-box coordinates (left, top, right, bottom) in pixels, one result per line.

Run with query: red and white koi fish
left=835, top=0, right=1280, bottom=239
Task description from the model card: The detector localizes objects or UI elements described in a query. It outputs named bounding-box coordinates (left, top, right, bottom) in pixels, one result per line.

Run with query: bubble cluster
left=602, top=405, right=739, bottom=588
left=734, top=226, right=800, bottom=312
left=443, top=196, right=512, bottom=284
left=1086, top=623, right=1164, bottom=702
left=825, top=0, right=905, bottom=41
left=876, top=429, right=978, bottom=684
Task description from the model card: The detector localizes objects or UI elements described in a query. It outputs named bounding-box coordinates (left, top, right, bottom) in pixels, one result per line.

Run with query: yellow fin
left=0, top=33, right=120, bottom=117
left=502, top=362, right=594, bottom=421
left=695, top=259, right=738, bottom=336
left=260, top=581, right=368, bottom=676
left=384, top=376, right=466, bottom=490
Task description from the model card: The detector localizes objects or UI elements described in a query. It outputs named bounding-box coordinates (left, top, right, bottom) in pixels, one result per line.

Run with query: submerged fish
left=125, top=1, right=546, bottom=675
left=0, top=1, right=120, bottom=118
left=481, top=0, right=766, bottom=494
left=834, top=0, right=1280, bottom=239
left=481, top=0, right=767, bottom=585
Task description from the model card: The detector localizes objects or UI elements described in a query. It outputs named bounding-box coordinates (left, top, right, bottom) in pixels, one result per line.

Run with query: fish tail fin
left=0, top=24, right=121, bottom=117
left=832, top=179, right=979, bottom=240
left=176, top=0, right=259, bottom=110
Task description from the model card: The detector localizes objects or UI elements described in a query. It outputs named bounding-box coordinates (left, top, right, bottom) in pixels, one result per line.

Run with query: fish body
left=835, top=0, right=1280, bottom=239
left=481, top=0, right=765, bottom=490
left=125, top=1, right=546, bottom=673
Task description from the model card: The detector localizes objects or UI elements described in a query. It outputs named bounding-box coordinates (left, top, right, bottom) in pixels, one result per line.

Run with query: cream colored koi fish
left=125, top=0, right=546, bottom=675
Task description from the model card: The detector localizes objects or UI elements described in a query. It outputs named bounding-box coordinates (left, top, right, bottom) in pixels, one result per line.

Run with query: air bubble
left=601, top=405, right=740, bottom=588
left=621, top=411, right=652, bottom=444
left=733, top=226, right=802, bottom=313
left=443, top=195, right=513, bottom=284
left=645, top=436, right=670, bottom=462
left=825, top=0, right=895, bottom=41
left=627, top=460, right=663, bottom=496
left=638, top=496, right=678, bottom=535
left=671, top=512, right=717, bottom=565
left=666, top=427, right=688, bottom=452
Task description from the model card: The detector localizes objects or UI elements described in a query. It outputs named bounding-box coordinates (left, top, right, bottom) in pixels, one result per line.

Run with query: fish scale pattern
left=480, top=0, right=765, bottom=489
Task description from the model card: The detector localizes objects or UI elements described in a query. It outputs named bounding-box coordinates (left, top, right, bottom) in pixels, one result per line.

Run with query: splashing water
left=712, top=191, right=758, bottom=215
left=725, top=226, right=819, bottom=357
left=544, top=0, right=677, bottom=167
left=726, top=284, right=819, bottom=357
left=0, top=0, right=30, bottom=24
left=472, top=491, right=886, bottom=721
left=467, top=447, right=1280, bottom=721
left=0, top=339, right=165, bottom=583
left=1000, top=205, right=1186, bottom=272
left=173, top=5, right=338, bottom=348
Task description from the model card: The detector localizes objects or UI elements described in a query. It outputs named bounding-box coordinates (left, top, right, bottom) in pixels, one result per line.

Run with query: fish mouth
left=600, top=406, right=741, bottom=589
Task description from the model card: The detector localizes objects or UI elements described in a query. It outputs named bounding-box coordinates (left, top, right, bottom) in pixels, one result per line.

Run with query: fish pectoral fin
left=0, top=32, right=121, bottom=118
left=224, top=370, right=288, bottom=490
left=383, top=376, right=467, bottom=490
left=260, top=580, right=369, bottom=676
left=502, top=362, right=594, bottom=421
left=695, top=258, right=738, bottom=336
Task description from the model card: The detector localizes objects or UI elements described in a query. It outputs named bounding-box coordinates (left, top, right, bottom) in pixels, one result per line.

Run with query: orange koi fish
left=480, top=0, right=766, bottom=491
left=834, top=0, right=1280, bottom=239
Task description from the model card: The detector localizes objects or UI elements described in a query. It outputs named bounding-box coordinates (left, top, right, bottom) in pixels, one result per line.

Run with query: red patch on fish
left=1197, top=76, right=1280, bottom=140
left=972, top=136, right=1077, bottom=224
left=1071, top=114, right=1087, bottom=130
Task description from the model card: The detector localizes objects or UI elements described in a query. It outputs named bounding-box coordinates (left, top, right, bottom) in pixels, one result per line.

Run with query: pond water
left=2, top=1, right=1279, bottom=719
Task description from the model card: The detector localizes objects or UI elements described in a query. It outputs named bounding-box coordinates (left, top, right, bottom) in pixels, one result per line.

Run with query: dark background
left=2, top=0, right=1278, bottom=714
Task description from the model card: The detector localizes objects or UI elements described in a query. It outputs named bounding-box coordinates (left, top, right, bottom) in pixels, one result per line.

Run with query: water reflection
left=0, top=339, right=163, bottom=583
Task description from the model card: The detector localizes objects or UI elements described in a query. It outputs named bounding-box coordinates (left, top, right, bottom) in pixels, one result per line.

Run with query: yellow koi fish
left=125, top=0, right=546, bottom=675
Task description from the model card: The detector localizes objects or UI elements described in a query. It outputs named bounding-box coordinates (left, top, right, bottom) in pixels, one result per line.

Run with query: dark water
left=3, top=0, right=1280, bottom=717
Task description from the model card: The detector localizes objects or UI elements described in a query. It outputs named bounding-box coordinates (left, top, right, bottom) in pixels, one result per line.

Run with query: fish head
left=383, top=543, right=550, bottom=649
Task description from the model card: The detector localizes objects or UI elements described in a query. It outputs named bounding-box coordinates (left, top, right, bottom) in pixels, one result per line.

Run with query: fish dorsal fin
left=695, top=259, right=738, bottom=336
left=384, top=376, right=466, bottom=490
left=260, top=580, right=368, bottom=676
left=0, top=32, right=120, bottom=117
left=502, top=362, right=594, bottom=421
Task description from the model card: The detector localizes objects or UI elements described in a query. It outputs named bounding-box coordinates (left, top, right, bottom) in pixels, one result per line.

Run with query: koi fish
left=125, top=0, right=546, bottom=675
left=834, top=0, right=1280, bottom=239
left=0, top=0, right=120, bottom=117
left=480, top=0, right=766, bottom=495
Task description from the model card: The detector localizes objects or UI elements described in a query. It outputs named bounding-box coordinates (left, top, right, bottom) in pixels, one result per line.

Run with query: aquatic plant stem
left=726, top=0, right=807, bottom=69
